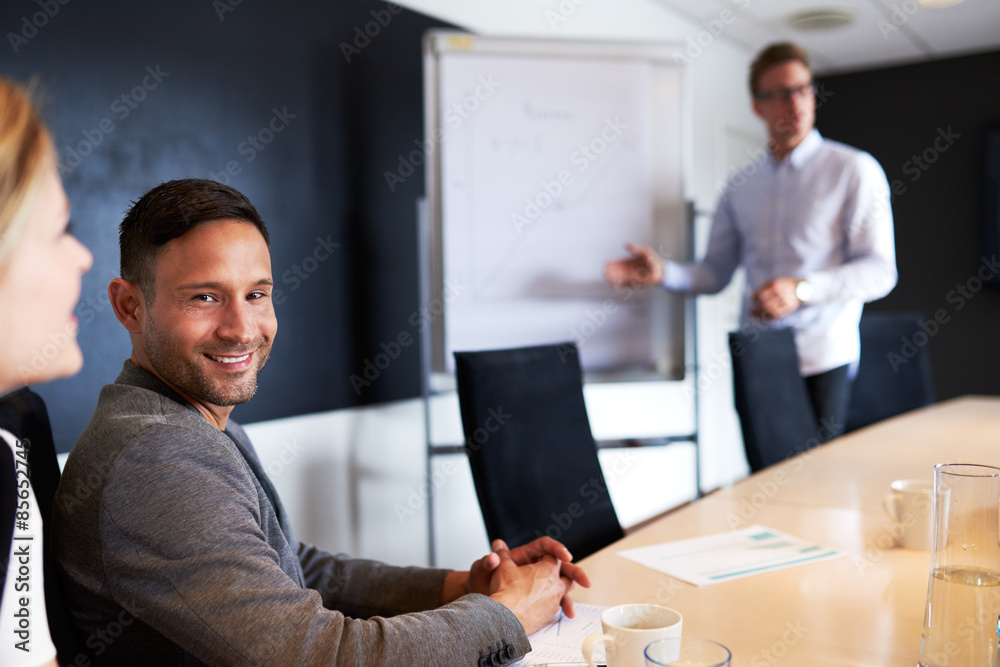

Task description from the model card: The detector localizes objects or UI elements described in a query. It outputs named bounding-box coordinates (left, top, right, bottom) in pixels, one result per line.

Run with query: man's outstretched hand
left=604, top=243, right=664, bottom=289
left=604, top=243, right=663, bottom=289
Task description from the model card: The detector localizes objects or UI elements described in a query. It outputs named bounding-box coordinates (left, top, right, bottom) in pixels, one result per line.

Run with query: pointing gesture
left=604, top=243, right=664, bottom=289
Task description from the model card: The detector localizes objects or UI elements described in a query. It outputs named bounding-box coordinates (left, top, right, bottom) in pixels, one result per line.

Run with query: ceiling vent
left=785, top=7, right=855, bottom=31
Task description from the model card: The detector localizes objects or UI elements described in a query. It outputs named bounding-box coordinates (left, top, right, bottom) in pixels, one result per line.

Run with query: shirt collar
left=786, top=129, right=822, bottom=169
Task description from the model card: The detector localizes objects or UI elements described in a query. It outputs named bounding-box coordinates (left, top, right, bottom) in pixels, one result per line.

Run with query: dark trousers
left=803, top=364, right=851, bottom=441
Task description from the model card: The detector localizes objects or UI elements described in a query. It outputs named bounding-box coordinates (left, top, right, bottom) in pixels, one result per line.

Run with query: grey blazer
left=52, top=362, right=529, bottom=666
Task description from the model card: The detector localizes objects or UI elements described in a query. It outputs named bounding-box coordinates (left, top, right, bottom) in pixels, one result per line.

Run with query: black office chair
left=0, top=438, right=14, bottom=610
left=0, top=387, right=88, bottom=663
left=729, top=329, right=821, bottom=472
left=453, top=342, right=624, bottom=560
left=845, top=312, right=935, bottom=432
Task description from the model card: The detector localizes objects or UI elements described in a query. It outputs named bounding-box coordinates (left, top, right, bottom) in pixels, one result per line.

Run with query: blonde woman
left=0, top=78, right=93, bottom=667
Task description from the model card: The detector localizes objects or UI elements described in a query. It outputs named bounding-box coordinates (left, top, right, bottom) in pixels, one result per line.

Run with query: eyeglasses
left=754, top=83, right=816, bottom=103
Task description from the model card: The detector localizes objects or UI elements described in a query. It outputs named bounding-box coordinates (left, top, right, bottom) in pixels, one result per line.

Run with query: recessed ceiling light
left=917, top=0, right=964, bottom=7
left=785, top=7, right=855, bottom=31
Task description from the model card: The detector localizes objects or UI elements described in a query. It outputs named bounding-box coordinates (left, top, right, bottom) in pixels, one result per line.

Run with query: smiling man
left=606, top=42, right=897, bottom=442
left=53, top=179, right=585, bottom=666
left=118, top=217, right=275, bottom=427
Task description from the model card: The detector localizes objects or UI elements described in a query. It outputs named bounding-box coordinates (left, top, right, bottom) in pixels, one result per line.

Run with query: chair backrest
left=453, top=342, right=624, bottom=560
left=0, top=387, right=88, bottom=662
left=845, top=312, right=935, bottom=432
left=729, top=329, right=821, bottom=472
left=0, top=388, right=61, bottom=528
left=0, top=437, right=14, bottom=610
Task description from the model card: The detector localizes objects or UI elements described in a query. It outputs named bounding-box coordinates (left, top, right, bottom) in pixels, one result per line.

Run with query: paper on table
left=618, top=525, right=843, bottom=587
left=513, top=603, right=607, bottom=666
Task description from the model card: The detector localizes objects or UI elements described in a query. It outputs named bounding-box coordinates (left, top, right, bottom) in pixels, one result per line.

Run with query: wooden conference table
left=573, top=396, right=1000, bottom=666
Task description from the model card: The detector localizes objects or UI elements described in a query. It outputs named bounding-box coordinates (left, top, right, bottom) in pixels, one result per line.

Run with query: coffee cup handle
left=582, top=632, right=614, bottom=667
left=883, top=491, right=901, bottom=522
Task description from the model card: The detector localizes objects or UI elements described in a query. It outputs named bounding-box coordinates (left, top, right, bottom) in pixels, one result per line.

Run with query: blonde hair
left=0, top=78, right=54, bottom=270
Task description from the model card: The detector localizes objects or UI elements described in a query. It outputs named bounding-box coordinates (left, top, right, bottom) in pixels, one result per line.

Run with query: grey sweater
left=52, top=362, right=529, bottom=666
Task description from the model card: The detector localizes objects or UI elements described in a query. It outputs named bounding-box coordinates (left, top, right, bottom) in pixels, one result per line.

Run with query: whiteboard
left=423, top=32, right=689, bottom=383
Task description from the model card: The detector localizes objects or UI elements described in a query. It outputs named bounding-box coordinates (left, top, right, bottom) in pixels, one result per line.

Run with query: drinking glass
left=644, top=637, right=731, bottom=666
left=917, top=463, right=1000, bottom=666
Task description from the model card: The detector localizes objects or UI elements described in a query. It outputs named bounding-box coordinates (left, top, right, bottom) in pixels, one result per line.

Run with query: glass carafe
left=918, top=463, right=1000, bottom=666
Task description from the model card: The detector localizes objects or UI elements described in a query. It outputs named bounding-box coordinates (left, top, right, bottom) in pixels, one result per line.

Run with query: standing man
left=53, top=179, right=587, bottom=666
left=605, top=42, right=896, bottom=438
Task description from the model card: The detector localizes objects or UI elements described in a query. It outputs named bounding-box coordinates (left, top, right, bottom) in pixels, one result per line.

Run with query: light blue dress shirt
left=664, top=129, right=897, bottom=376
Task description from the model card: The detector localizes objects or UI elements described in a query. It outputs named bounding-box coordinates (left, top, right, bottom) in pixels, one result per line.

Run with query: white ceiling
left=652, top=0, right=1000, bottom=74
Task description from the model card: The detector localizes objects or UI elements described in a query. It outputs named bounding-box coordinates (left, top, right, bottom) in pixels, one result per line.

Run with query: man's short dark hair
left=749, top=42, right=811, bottom=98
left=119, top=178, right=269, bottom=298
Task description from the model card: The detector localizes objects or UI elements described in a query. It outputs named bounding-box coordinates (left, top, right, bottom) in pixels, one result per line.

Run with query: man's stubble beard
left=144, top=311, right=272, bottom=407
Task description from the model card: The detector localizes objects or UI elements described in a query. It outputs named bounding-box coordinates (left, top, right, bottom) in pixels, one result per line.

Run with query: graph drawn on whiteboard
left=425, top=34, right=688, bottom=378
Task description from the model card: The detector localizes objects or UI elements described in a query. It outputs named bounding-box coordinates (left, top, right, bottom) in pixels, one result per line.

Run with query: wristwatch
left=795, top=278, right=814, bottom=304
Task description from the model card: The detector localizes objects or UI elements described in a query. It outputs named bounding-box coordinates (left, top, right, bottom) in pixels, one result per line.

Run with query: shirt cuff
left=662, top=260, right=693, bottom=291
left=802, top=271, right=834, bottom=304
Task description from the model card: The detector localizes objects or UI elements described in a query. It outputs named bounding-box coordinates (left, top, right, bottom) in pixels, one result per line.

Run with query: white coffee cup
left=882, top=478, right=933, bottom=550
left=582, top=603, right=683, bottom=667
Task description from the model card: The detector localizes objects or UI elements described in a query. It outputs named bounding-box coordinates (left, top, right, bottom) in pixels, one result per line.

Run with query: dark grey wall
left=819, top=50, right=1000, bottom=400
left=1, top=0, right=452, bottom=451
